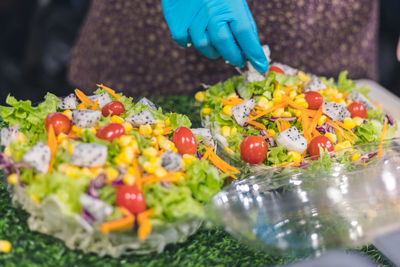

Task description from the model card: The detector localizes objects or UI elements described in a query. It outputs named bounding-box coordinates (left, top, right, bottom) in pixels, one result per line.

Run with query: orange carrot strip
left=137, top=209, right=154, bottom=241
left=206, top=147, right=239, bottom=178
left=91, top=99, right=99, bottom=110
left=75, top=89, right=94, bottom=105
left=280, top=120, right=291, bottom=131
left=99, top=207, right=135, bottom=234
left=276, top=120, right=282, bottom=133
left=283, top=82, right=302, bottom=94
left=377, top=119, right=388, bottom=157
left=343, top=92, right=350, bottom=98
left=47, top=125, right=57, bottom=173
left=307, top=107, right=323, bottom=138
left=335, top=121, right=358, bottom=139
left=220, top=98, right=244, bottom=106
left=132, top=154, right=142, bottom=190
left=96, top=84, right=122, bottom=99
left=250, top=101, right=288, bottom=121
left=163, top=127, right=173, bottom=135
left=77, top=102, right=87, bottom=110
left=246, top=120, right=267, bottom=130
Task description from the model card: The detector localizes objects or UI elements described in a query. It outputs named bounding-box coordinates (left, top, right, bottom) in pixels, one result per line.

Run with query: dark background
left=0, top=0, right=399, bottom=105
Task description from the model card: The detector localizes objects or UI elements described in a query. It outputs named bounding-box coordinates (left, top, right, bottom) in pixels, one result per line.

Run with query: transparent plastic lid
left=207, top=138, right=400, bottom=256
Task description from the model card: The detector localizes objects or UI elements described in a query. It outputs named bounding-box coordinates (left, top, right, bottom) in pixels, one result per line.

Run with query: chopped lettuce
left=266, top=145, right=292, bottom=165
left=166, top=113, right=191, bottom=130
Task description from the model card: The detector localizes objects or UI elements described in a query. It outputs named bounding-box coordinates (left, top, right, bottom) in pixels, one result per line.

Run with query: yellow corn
left=295, top=94, right=305, bottom=100
left=289, top=90, right=297, bottom=99
left=4, top=146, right=11, bottom=157
left=164, top=118, right=171, bottom=126
left=298, top=71, right=310, bottom=82
left=273, top=87, right=285, bottom=98
left=224, top=147, right=235, bottom=155
left=273, top=95, right=284, bottom=103
left=267, top=129, right=276, bottom=137
left=201, top=107, right=212, bottom=115
left=343, top=118, right=356, bottom=129
left=272, top=108, right=284, bottom=117
left=325, top=132, right=337, bottom=143
left=71, top=125, right=83, bottom=135
left=7, top=174, right=18, bottom=185
left=105, top=167, right=119, bottom=180
left=143, top=161, right=156, bottom=174
left=295, top=110, right=302, bottom=117
left=337, top=99, right=346, bottom=105
left=231, top=127, right=238, bottom=135
left=57, top=133, right=68, bottom=142
left=30, top=195, right=40, bottom=204
left=158, top=136, right=177, bottom=152
left=118, top=135, right=133, bottom=147
left=152, top=127, right=164, bottom=136
left=334, top=141, right=352, bottom=151
left=351, top=153, right=361, bottom=162
left=63, top=109, right=72, bottom=120
left=17, top=132, right=27, bottom=144
left=155, top=167, right=167, bottom=178
left=121, top=147, right=135, bottom=163
left=123, top=122, right=133, bottom=132
left=221, top=126, right=231, bottom=137
left=68, top=144, right=75, bottom=154
left=110, top=115, right=124, bottom=124
left=149, top=156, right=161, bottom=166
left=335, top=93, right=343, bottom=100
left=195, top=91, right=206, bottom=102
left=282, top=111, right=292, bottom=117
left=353, top=116, right=364, bottom=126
left=139, top=124, right=153, bottom=136
left=183, top=154, right=196, bottom=165
left=325, top=88, right=338, bottom=97
left=288, top=151, right=301, bottom=162
left=257, top=96, right=270, bottom=109
left=123, top=173, right=135, bottom=185
left=87, top=127, right=97, bottom=134
left=317, top=115, right=328, bottom=126
left=143, top=147, right=157, bottom=157
left=222, top=105, right=232, bottom=116
left=156, top=120, right=165, bottom=128
left=0, top=240, right=12, bottom=253
left=294, top=98, right=309, bottom=109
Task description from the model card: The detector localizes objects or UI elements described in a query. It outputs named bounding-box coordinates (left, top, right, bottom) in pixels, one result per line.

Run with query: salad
left=0, top=85, right=237, bottom=256
left=196, top=59, right=398, bottom=175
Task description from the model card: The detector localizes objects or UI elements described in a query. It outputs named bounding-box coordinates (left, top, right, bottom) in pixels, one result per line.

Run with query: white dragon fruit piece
left=58, top=93, right=78, bottom=110
left=161, top=151, right=182, bottom=172
left=71, top=109, right=101, bottom=128
left=246, top=44, right=271, bottom=77
left=79, top=193, right=113, bottom=222
left=88, top=93, right=112, bottom=108
left=191, top=128, right=215, bottom=147
left=138, top=97, right=157, bottom=110
left=70, top=143, right=108, bottom=167
left=322, top=102, right=351, bottom=122
left=22, top=142, right=51, bottom=173
left=1, top=126, right=19, bottom=147
left=231, top=99, right=256, bottom=127
left=270, top=62, right=298, bottom=76
left=125, top=110, right=156, bottom=127
left=347, top=91, right=375, bottom=110
left=276, top=126, right=308, bottom=154
left=305, top=75, right=327, bottom=92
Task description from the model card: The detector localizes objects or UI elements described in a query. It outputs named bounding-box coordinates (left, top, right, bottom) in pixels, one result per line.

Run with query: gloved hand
left=162, top=0, right=269, bottom=73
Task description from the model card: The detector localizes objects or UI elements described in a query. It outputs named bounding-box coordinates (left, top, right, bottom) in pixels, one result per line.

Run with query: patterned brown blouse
left=68, top=0, right=378, bottom=97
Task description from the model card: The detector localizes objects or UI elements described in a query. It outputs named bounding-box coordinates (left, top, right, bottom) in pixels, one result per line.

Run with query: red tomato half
left=308, top=135, right=333, bottom=158
left=240, top=136, right=268, bottom=164
left=268, top=66, right=285, bottom=74
left=304, top=91, right=323, bottom=110
left=347, top=102, right=367, bottom=118
left=45, top=113, right=71, bottom=136
left=172, top=127, right=197, bottom=155
left=116, top=185, right=146, bottom=215
left=102, top=101, right=125, bottom=117
left=96, top=123, right=125, bottom=142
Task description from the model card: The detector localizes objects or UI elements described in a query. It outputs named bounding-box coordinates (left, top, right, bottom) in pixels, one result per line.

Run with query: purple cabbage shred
left=160, top=181, right=171, bottom=189
left=87, top=173, right=106, bottom=198
left=196, top=151, right=202, bottom=160
left=385, top=114, right=394, bottom=126
left=266, top=137, right=277, bottom=148
left=81, top=208, right=95, bottom=224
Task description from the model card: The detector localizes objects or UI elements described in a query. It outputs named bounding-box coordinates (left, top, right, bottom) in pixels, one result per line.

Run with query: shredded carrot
left=77, top=102, right=87, bottom=110
left=75, top=89, right=94, bottom=105
left=141, top=173, right=183, bottom=184
left=205, top=147, right=239, bottom=178
left=280, top=120, right=291, bottom=131
left=250, top=101, right=288, bottom=121
left=326, top=120, right=354, bottom=142
left=377, top=118, right=388, bottom=157
left=276, top=120, right=282, bottom=133
left=137, top=208, right=154, bottom=241
left=283, top=82, right=302, bottom=94
left=307, top=107, right=323, bottom=138
left=47, top=125, right=57, bottom=173
left=372, top=101, right=382, bottom=108
left=91, top=99, right=99, bottom=110
left=99, top=207, right=135, bottom=234
left=219, top=97, right=244, bottom=106
left=335, top=121, right=358, bottom=139
left=343, top=92, right=349, bottom=98
left=246, top=120, right=266, bottom=130
left=335, top=129, right=343, bottom=143
left=201, top=148, right=211, bottom=161
left=132, top=154, right=142, bottom=191
left=163, top=127, right=173, bottom=135
left=274, top=162, right=289, bottom=168
left=286, top=97, right=308, bottom=111
left=97, top=84, right=122, bottom=99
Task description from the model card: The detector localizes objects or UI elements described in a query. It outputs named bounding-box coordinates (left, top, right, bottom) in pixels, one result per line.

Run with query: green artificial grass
left=0, top=94, right=394, bottom=266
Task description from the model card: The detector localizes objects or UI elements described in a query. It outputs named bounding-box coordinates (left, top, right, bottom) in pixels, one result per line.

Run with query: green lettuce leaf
left=166, top=113, right=191, bottom=130
left=266, top=145, right=292, bottom=165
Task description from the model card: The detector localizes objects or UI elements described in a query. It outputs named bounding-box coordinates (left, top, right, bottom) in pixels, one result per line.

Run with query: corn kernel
left=122, top=122, right=133, bottom=132
left=272, top=108, right=284, bottom=117
left=351, top=153, right=361, bottom=162
left=201, top=107, right=211, bottom=115
left=335, top=93, right=343, bottom=100
left=139, top=124, right=153, bottom=135
left=149, top=156, right=161, bottom=166
left=281, top=111, right=292, bottom=117
left=30, top=195, right=40, bottom=204
left=143, top=147, right=157, bottom=157
left=267, top=129, right=276, bottom=137
left=257, top=96, right=270, bottom=109
left=195, top=91, right=206, bottom=102
left=337, top=99, right=346, bottom=105
left=222, top=105, right=233, bottom=116
left=295, top=110, right=302, bottom=117
left=298, top=71, right=310, bottom=82
left=325, top=88, right=338, bottom=96
left=118, top=135, right=133, bottom=147
left=87, top=127, right=97, bottom=134
left=288, top=151, right=301, bottom=162
left=353, top=117, right=364, bottom=126
left=334, top=141, right=352, bottom=151
left=4, top=146, right=11, bottom=157
left=231, top=127, right=238, bottom=135
left=63, top=109, right=72, bottom=120
left=334, top=143, right=345, bottom=151
left=295, top=94, right=305, bottom=100
left=155, top=167, right=167, bottom=178
left=143, top=162, right=156, bottom=174
left=164, top=118, right=171, bottom=126
left=159, top=139, right=177, bottom=152
left=0, top=240, right=12, bottom=253
left=121, top=147, right=134, bottom=163
left=110, top=115, right=124, bottom=124
left=7, top=174, right=18, bottom=185
left=325, top=132, right=337, bottom=143
left=273, top=95, right=284, bottom=103
left=82, top=167, right=93, bottom=176
left=224, top=146, right=235, bottom=155
left=105, top=167, right=119, bottom=180
left=317, top=115, right=328, bottom=126
left=156, top=120, right=165, bottom=128
left=68, top=144, right=75, bottom=154
left=273, top=88, right=285, bottom=98
left=175, top=172, right=185, bottom=180
left=17, top=132, right=26, bottom=144
left=71, top=125, right=83, bottom=135
left=342, top=140, right=352, bottom=148
left=153, top=127, right=164, bottom=136
left=343, top=118, right=356, bottom=129
left=57, top=133, right=67, bottom=142
left=289, top=90, right=297, bottom=99
left=221, top=126, right=231, bottom=137
left=183, top=154, right=196, bottom=165
left=123, top=174, right=135, bottom=185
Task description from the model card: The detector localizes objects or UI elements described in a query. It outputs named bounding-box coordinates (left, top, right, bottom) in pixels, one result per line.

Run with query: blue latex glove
left=162, top=0, right=269, bottom=73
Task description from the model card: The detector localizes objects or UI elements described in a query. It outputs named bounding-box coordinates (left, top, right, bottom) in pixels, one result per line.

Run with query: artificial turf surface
left=0, top=94, right=394, bottom=266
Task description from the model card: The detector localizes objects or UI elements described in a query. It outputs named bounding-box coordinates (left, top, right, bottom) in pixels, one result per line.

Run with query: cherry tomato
left=45, top=113, right=71, bottom=136
left=172, top=127, right=197, bottom=155
left=347, top=102, right=367, bottom=118
left=240, top=136, right=268, bottom=164
left=102, top=101, right=125, bottom=117
left=96, top=123, right=125, bottom=142
left=116, top=185, right=146, bottom=215
left=268, top=66, right=285, bottom=74
left=305, top=91, right=323, bottom=110
left=308, top=135, right=333, bottom=158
